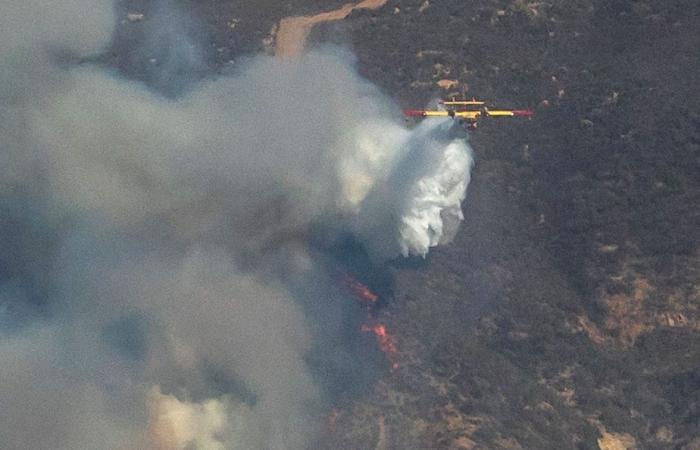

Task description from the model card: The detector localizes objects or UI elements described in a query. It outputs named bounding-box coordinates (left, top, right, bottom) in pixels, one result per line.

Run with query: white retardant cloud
left=0, top=1, right=474, bottom=448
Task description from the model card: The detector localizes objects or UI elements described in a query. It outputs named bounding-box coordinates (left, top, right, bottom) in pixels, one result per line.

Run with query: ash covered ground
left=3, top=0, right=700, bottom=449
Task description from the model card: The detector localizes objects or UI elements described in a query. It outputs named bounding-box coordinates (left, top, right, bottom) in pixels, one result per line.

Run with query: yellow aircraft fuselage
left=403, top=98, right=533, bottom=128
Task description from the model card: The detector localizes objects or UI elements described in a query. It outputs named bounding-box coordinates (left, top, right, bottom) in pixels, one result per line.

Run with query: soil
left=275, top=0, right=388, bottom=57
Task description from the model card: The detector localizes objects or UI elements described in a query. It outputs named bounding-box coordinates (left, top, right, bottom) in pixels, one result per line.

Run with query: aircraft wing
left=404, top=109, right=449, bottom=117
left=403, top=110, right=480, bottom=119
left=486, top=109, right=534, bottom=118
left=404, top=108, right=532, bottom=120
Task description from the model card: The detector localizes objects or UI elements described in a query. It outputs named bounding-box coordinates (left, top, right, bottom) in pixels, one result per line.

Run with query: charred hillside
left=312, top=0, right=700, bottom=448
left=94, top=0, right=700, bottom=448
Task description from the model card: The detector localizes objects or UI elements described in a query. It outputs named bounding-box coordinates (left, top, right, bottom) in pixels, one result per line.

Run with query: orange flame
left=361, top=322, right=400, bottom=370
left=340, top=275, right=378, bottom=303
left=337, top=272, right=399, bottom=370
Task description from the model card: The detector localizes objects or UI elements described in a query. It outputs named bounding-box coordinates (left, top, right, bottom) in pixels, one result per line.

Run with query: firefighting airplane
left=404, top=98, right=533, bottom=129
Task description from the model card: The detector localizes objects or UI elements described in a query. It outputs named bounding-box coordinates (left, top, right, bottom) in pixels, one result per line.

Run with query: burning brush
left=339, top=272, right=400, bottom=371
left=361, top=322, right=400, bottom=371
left=339, top=274, right=379, bottom=304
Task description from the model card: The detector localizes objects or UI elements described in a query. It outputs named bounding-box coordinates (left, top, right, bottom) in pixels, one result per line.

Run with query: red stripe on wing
left=403, top=109, right=427, bottom=117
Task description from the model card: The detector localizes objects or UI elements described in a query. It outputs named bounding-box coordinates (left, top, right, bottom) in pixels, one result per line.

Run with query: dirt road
left=275, top=0, right=388, bottom=57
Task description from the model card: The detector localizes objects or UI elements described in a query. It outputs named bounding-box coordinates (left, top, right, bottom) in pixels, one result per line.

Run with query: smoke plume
left=0, top=1, right=473, bottom=449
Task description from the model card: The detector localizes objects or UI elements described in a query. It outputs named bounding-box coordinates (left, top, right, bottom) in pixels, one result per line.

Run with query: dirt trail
left=275, top=0, right=388, bottom=57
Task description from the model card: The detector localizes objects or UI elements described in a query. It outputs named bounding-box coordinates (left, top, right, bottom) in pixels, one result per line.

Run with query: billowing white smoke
left=399, top=134, right=472, bottom=255
left=345, top=119, right=473, bottom=258
left=0, top=1, right=473, bottom=449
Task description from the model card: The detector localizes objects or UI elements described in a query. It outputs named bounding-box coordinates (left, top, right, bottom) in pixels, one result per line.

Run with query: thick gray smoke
left=0, top=1, right=473, bottom=449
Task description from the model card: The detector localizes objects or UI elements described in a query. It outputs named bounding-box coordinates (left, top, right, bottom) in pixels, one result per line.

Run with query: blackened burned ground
left=113, top=1, right=700, bottom=448
left=334, top=1, right=700, bottom=449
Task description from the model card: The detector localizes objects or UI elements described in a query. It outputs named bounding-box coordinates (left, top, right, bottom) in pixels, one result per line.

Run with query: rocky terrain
left=110, top=1, right=700, bottom=448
